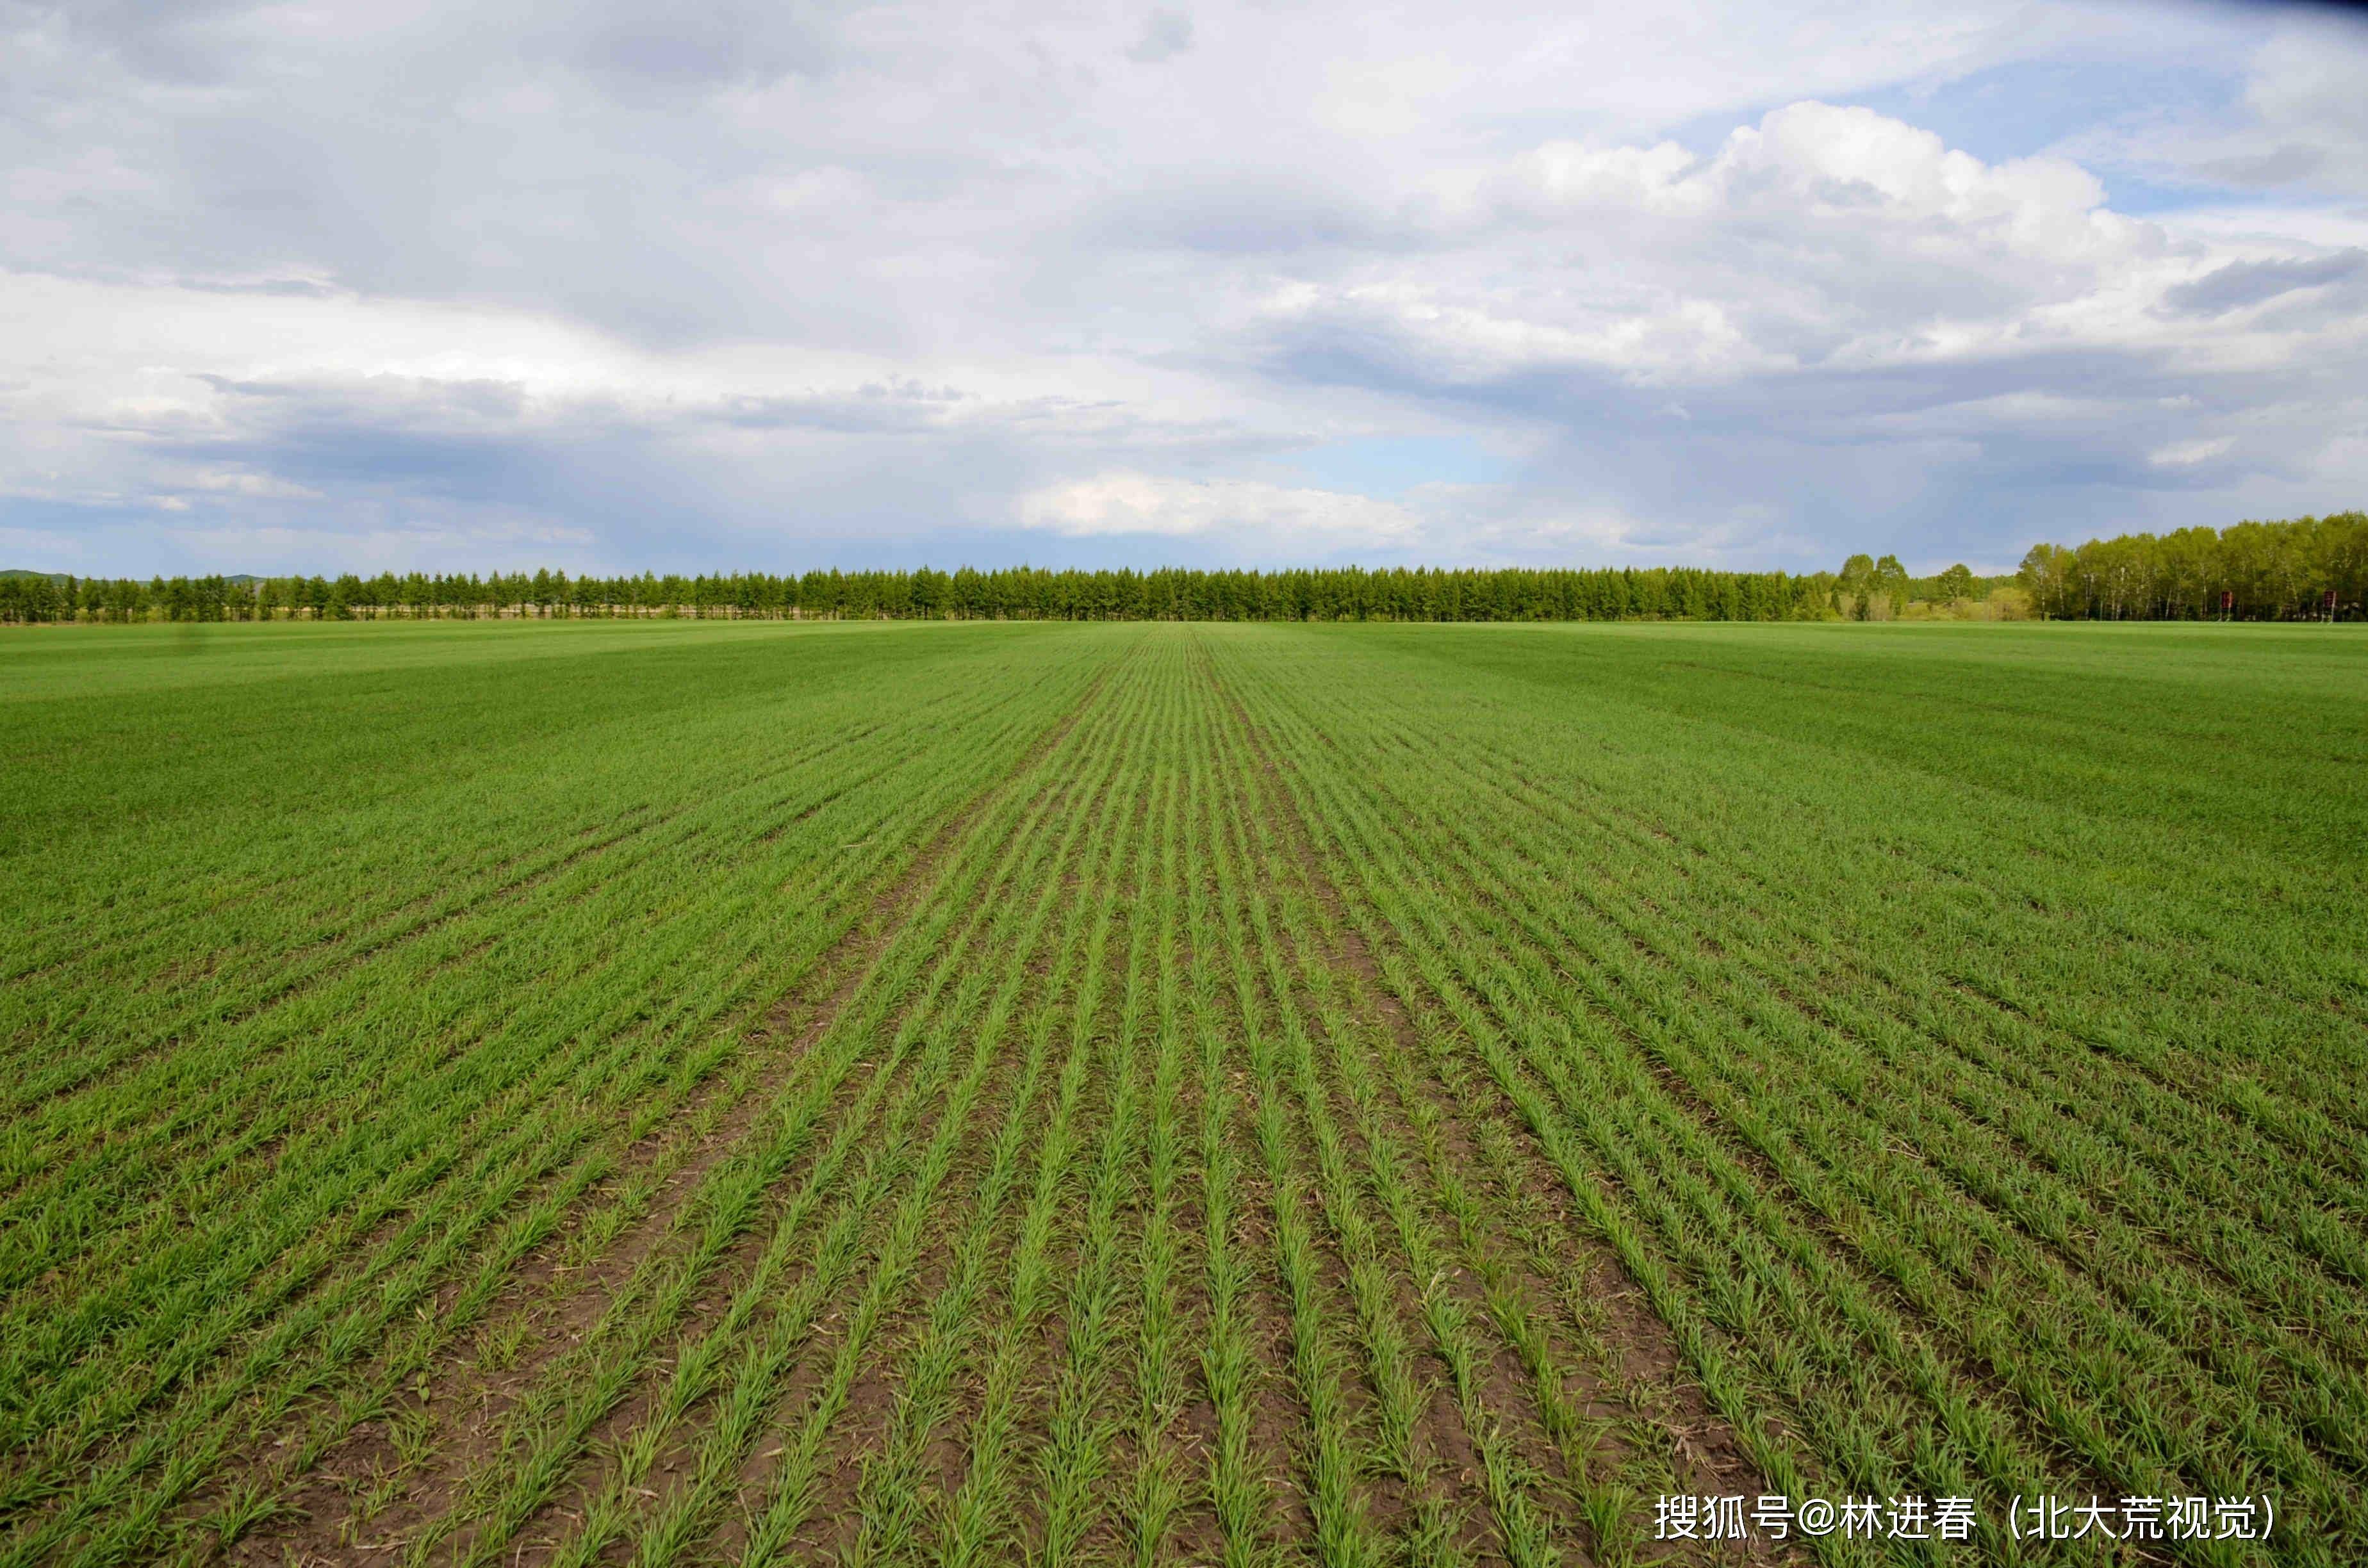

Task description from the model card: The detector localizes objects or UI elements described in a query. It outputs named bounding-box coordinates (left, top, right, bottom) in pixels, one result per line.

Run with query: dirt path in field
left=1200, top=636, right=1793, bottom=1565
left=227, top=670, right=1112, bottom=1568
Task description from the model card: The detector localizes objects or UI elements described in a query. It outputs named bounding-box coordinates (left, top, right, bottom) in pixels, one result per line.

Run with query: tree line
left=1, top=564, right=1854, bottom=625
left=3, top=511, right=2356, bottom=625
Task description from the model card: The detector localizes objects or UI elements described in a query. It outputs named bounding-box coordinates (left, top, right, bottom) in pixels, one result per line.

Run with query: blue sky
left=2, top=0, right=2364, bottom=578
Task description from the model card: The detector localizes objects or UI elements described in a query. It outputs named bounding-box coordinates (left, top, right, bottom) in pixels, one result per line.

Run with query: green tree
left=1873, top=555, right=1909, bottom=618
left=1838, top=553, right=1875, bottom=619
left=2018, top=544, right=2073, bottom=619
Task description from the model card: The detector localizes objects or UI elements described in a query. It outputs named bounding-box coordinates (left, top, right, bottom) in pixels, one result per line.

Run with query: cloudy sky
left=4, top=0, right=2366, bottom=577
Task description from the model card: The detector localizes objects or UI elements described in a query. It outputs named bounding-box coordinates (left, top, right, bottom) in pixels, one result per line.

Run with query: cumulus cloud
left=1272, top=102, right=2183, bottom=388
left=1, top=0, right=2364, bottom=576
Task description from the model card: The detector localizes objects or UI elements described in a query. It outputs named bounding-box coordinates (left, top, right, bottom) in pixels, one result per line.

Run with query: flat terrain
left=2, top=619, right=2363, bottom=1568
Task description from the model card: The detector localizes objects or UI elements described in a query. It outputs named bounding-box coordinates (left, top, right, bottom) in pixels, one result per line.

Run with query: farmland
left=2, top=619, right=2363, bottom=1567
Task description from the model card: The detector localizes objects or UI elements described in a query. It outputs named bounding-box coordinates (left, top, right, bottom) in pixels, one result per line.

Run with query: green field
left=3, top=619, right=2363, bottom=1568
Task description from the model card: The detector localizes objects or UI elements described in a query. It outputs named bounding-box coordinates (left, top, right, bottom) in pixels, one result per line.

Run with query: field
left=2, top=619, right=2363, bottom=1568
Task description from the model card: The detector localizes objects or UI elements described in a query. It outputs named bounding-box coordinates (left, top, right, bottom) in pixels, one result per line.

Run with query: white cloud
left=187, top=468, right=325, bottom=500
left=2150, top=436, right=2233, bottom=467
left=1291, top=101, right=2200, bottom=389
left=1017, top=472, right=1422, bottom=546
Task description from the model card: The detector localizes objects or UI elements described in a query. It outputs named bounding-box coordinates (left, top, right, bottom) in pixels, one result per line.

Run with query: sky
left=3, top=0, right=2366, bottom=578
